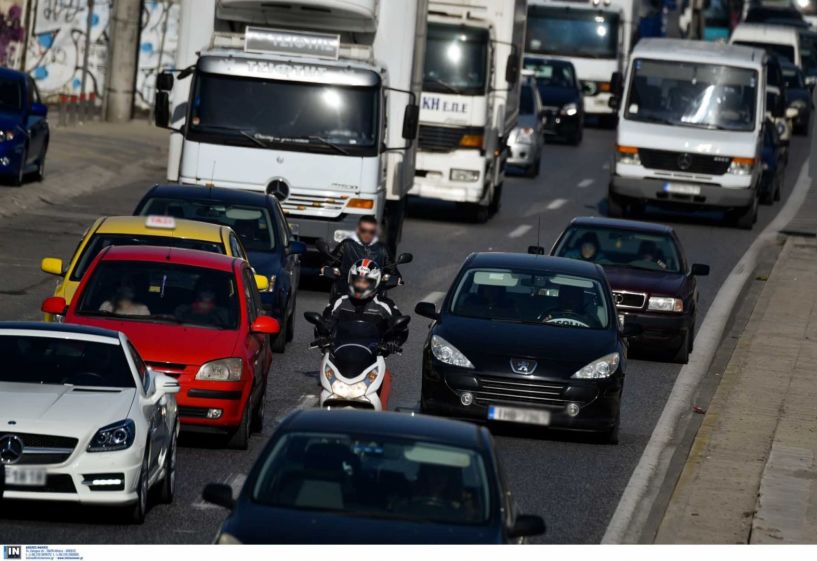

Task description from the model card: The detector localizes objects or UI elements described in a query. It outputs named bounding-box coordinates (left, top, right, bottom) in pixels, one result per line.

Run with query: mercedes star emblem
left=0, top=434, right=25, bottom=465
left=677, top=152, right=693, bottom=171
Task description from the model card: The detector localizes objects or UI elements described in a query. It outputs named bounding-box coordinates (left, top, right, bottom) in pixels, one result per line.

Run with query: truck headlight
left=450, top=169, right=480, bottom=183
left=431, top=334, right=474, bottom=368
left=561, top=103, right=578, bottom=116
left=572, top=353, right=620, bottom=380
left=727, top=157, right=755, bottom=176
left=87, top=419, right=135, bottom=452
left=195, top=358, right=242, bottom=381
left=615, top=145, right=640, bottom=166
left=647, top=296, right=684, bottom=312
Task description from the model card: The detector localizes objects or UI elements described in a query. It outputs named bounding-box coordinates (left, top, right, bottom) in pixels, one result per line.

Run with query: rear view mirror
left=41, top=296, right=67, bottom=316
left=41, top=257, right=64, bottom=276
left=691, top=263, right=710, bottom=276
left=303, top=311, right=323, bottom=326
left=610, top=71, right=623, bottom=96
left=508, top=514, right=546, bottom=539
left=254, top=274, right=269, bottom=291
left=415, top=301, right=440, bottom=320
left=505, top=51, right=520, bottom=84
left=396, top=252, right=413, bottom=265
left=528, top=245, right=545, bottom=255
left=388, top=315, right=411, bottom=334
left=154, top=91, right=170, bottom=128
left=402, top=104, right=420, bottom=140
left=251, top=316, right=280, bottom=335
left=156, top=71, right=174, bottom=92
left=30, top=102, right=48, bottom=117
left=202, top=483, right=234, bottom=510
left=154, top=372, right=180, bottom=395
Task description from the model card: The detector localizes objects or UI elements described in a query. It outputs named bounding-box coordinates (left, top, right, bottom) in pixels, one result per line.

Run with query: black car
left=134, top=184, right=305, bottom=351
left=551, top=217, right=709, bottom=363
left=523, top=57, right=584, bottom=144
left=416, top=253, right=632, bottom=443
left=781, top=60, right=812, bottom=135
left=202, top=409, right=545, bottom=544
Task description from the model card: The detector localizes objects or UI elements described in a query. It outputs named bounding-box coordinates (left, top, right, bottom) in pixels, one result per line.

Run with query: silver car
left=507, top=78, right=544, bottom=177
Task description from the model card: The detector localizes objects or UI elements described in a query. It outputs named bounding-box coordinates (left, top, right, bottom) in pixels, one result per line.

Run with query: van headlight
left=561, top=103, right=578, bottom=116
left=647, top=296, right=684, bottom=312
left=572, top=353, right=620, bottom=379
left=87, top=419, right=136, bottom=452
left=196, top=358, right=242, bottom=381
left=431, top=335, right=474, bottom=368
left=615, top=145, right=640, bottom=166
left=727, top=157, right=755, bottom=176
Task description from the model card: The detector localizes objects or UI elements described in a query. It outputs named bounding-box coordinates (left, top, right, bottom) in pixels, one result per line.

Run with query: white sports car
left=0, top=322, right=180, bottom=523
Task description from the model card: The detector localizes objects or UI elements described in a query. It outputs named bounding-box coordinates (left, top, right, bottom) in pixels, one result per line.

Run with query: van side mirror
left=402, top=104, right=420, bottom=140
left=288, top=240, right=307, bottom=255
left=254, top=274, right=269, bottom=291
left=155, top=91, right=170, bottom=128
left=610, top=71, right=623, bottom=96
left=42, top=296, right=67, bottom=316
left=505, top=51, right=520, bottom=84
left=251, top=316, right=280, bottom=335
left=41, top=257, right=64, bottom=276
left=156, top=71, right=174, bottom=92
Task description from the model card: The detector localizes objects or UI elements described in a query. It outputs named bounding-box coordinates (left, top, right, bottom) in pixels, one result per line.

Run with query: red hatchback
left=42, top=245, right=279, bottom=449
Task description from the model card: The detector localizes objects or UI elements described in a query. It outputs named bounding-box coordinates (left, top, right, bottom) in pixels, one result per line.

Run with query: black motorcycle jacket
left=321, top=294, right=408, bottom=347
left=330, top=234, right=397, bottom=297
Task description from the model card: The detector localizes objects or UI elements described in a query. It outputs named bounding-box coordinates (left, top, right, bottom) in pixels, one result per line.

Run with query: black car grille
left=418, top=125, right=476, bottom=152
left=612, top=291, right=647, bottom=310
left=178, top=406, right=210, bottom=418
left=639, top=148, right=731, bottom=176
left=471, top=376, right=572, bottom=408
left=5, top=474, right=77, bottom=494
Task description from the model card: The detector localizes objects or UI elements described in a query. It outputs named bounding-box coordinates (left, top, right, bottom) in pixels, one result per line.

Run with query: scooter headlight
left=331, top=381, right=368, bottom=399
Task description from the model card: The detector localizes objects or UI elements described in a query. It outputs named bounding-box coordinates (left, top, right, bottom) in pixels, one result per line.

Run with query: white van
left=730, top=23, right=801, bottom=67
left=608, top=39, right=765, bottom=229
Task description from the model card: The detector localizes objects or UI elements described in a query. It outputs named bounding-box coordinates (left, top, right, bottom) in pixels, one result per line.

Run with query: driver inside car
left=175, top=279, right=229, bottom=327
left=544, top=285, right=599, bottom=327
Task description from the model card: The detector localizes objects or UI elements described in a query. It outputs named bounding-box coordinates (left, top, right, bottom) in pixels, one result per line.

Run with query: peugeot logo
left=677, top=153, right=693, bottom=171
left=267, top=178, right=290, bottom=201
left=510, top=358, right=537, bottom=375
left=0, top=435, right=24, bottom=465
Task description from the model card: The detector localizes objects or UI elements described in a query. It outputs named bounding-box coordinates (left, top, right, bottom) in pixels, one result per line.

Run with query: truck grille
left=639, top=149, right=731, bottom=176
left=281, top=193, right=350, bottom=216
left=418, top=125, right=480, bottom=152
left=471, top=376, right=572, bottom=408
left=612, top=291, right=647, bottom=310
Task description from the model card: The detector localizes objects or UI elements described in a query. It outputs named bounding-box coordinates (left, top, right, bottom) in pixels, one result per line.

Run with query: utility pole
left=80, top=0, right=95, bottom=121
left=105, top=0, right=143, bottom=122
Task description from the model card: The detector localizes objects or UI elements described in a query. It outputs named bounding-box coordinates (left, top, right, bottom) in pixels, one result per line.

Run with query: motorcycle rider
left=326, top=216, right=398, bottom=300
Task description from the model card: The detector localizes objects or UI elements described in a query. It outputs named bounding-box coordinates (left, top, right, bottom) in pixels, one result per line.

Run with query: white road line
left=547, top=198, right=568, bottom=210
left=602, top=163, right=610, bottom=170
left=577, top=178, right=594, bottom=188
left=508, top=224, right=532, bottom=238
left=603, top=159, right=814, bottom=544
left=420, top=291, right=446, bottom=306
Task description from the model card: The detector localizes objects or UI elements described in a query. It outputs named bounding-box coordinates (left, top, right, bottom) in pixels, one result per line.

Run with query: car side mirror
left=402, top=103, right=420, bottom=141
left=41, top=257, right=64, bottom=276
left=251, top=316, right=280, bottom=335
left=202, top=483, right=235, bottom=510
left=691, top=263, right=710, bottom=276
left=396, top=252, right=413, bottom=265
left=155, top=91, right=171, bottom=128
left=505, top=52, right=520, bottom=84
left=415, top=301, right=440, bottom=320
left=41, top=296, right=67, bottom=316
left=288, top=240, right=307, bottom=255
left=254, top=274, right=269, bottom=291
left=786, top=106, right=799, bottom=119
left=30, top=102, right=47, bottom=117
left=621, top=320, right=643, bottom=338
left=508, top=514, right=546, bottom=539
left=154, top=372, right=180, bottom=395
left=156, top=71, right=174, bottom=92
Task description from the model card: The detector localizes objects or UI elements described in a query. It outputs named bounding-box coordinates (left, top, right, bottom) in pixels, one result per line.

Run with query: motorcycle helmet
left=348, top=258, right=381, bottom=300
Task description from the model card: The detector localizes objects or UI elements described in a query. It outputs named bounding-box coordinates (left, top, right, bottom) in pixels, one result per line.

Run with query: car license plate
left=5, top=466, right=47, bottom=487
left=488, top=405, right=550, bottom=426
left=663, top=182, right=701, bottom=195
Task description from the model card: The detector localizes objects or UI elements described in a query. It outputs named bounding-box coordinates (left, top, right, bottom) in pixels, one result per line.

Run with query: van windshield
left=733, top=41, right=795, bottom=64
left=624, top=59, right=758, bottom=132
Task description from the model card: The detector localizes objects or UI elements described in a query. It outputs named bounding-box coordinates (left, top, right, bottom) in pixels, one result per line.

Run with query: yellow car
left=41, top=215, right=251, bottom=320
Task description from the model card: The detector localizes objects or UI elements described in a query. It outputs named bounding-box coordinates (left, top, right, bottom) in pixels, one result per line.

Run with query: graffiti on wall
left=135, top=0, right=179, bottom=109
left=0, top=0, right=26, bottom=68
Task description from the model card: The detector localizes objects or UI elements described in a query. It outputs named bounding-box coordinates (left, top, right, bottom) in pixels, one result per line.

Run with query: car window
left=252, top=432, right=491, bottom=525
left=229, top=232, right=248, bottom=260
left=0, top=77, right=22, bottom=111
left=0, top=335, right=135, bottom=388
left=70, top=233, right=225, bottom=281
left=242, top=267, right=260, bottom=324
left=554, top=227, right=682, bottom=273
left=127, top=341, right=150, bottom=392
left=450, top=268, right=610, bottom=329
left=139, top=198, right=277, bottom=251
left=76, top=261, right=240, bottom=330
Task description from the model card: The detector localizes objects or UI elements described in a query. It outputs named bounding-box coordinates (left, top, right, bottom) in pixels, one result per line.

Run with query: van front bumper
left=610, top=176, right=755, bottom=208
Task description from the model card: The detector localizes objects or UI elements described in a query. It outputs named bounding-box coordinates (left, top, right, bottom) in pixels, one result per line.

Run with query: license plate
left=5, top=466, right=47, bottom=487
left=663, top=182, right=701, bottom=195
left=488, top=405, right=551, bottom=426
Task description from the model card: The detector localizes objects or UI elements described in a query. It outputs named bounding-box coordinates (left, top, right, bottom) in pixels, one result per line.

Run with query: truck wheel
left=607, top=192, right=625, bottom=218
left=470, top=203, right=490, bottom=223
left=489, top=182, right=503, bottom=214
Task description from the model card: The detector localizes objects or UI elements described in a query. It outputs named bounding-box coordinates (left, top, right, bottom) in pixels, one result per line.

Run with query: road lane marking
left=603, top=158, right=814, bottom=544
left=420, top=291, right=446, bottom=306
left=547, top=198, right=567, bottom=210
left=508, top=224, right=532, bottom=238
left=577, top=178, right=594, bottom=188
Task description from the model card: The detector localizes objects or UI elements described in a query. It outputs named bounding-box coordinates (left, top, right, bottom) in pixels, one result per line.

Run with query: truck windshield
left=526, top=6, right=619, bottom=60
left=423, top=23, right=489, bottom=95
left=188, top=73, right=379, bottom=157
left=624, top=59, right=758, bottom=132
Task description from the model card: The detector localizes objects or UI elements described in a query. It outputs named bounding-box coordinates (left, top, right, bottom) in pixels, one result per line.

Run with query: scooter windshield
left=331, top=320, right=382, bottom=379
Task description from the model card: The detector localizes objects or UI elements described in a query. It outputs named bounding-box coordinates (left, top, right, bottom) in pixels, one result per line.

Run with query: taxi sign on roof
left=145, top=215, right=176, bottom=230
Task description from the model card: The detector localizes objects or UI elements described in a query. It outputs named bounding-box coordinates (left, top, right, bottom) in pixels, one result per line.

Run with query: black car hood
left=602, top=266, right=686, bottom=297
left=225, top=504, right=501, bottom=544
left=435, top=315, right=618, bottom=378
left=537, top=86, right=580, bottom=108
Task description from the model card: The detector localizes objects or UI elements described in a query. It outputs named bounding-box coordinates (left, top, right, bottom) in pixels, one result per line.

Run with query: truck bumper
left=584, top=93, right=614, bottom=116
left=411, top=150, right=487, bottom=204
left=610, top=175, right=755, bottom=208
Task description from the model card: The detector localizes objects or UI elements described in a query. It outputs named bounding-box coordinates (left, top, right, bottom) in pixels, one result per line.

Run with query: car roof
left=95, top=215, right=227, bottom=242
left=566, top=216, right=675, bottom=235
left=98, top=245, right=240, bottom=272
left=283, top=410, right=486, bottom=449
left=465, top=252, right=604, bottom=278
left=0, top=321, right=121, bottom=341
left=731, top=23, right=800, bottom=40
left=633, top=39, right=764, bottom=69
left=143, top=184, right=277, bottom=208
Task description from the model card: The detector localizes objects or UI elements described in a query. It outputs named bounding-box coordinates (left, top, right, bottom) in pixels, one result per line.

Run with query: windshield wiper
left=632, top=114, right=677, bottom=126
left=192, top=124, right=269, bottom=148
left=306, top=135, right=350, bottom=156
left=425, top=76, right=466, bottom=95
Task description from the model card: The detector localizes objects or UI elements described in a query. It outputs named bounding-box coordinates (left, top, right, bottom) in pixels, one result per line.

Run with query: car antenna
left=528, top=217, right=545, bottom=255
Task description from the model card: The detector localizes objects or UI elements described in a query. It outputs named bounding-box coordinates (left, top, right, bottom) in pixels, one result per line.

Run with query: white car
left=0, top=322, right=180, bottom=523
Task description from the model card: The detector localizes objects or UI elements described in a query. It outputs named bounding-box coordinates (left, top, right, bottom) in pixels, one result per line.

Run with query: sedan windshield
left=526, top=6, right=619, bottom=60
left=70, top=234, right=225, bottom=281
left=0, top=77, right=22, bottom=112
left=423, top=23, right=489, bottom=95
left=188, top=73, right=379, bottom=156
left=554, top=228, right=682, bottom=273
left=253, top=432, right=491, bottom=525
left=77, top=261, right=240, bottom=330
left=0, top=335, right=134, bottom=388
left=450, top=268, right=610, bottom=329
left=138, top=198, right=276, bottom=252
left=625, top=59, right=758, bottom=132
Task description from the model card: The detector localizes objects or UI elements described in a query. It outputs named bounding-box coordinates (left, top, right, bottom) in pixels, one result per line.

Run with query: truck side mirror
left=610, top=71, right=623, bottom=97
left=402, top=104, right=420, bottom=141
left=155, top=91, right=170, bottom=129
left=156, top=71, right=174, bottom=92
left=505, top=52, right=520, bottom=84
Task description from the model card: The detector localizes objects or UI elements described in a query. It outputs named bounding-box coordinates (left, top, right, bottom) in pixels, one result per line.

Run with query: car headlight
left=195, top=358, right=243, bottom=381
left=0, top=130, right=14, bottom=142
left=87, top=419, right=136, bottom=453
left=615, top=145, right=640, bottom=166
left=561, top=103, right=578, bottom=116
left=572, top=353, right=620, bottom=380
left=727, top=157, right=755, bottom=176
left=647, top=296, right=684, bottom=312
left=450, top=168, right=480, bottom=182
left=513, top=127, right=535, bottom=144
left=431, top=334, right=474, bottom=368
left=217, top=532, right=242, bottom=545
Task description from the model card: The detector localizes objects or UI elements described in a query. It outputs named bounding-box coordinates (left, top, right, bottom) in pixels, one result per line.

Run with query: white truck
left=154, top=0, right=428, bottom=255
left=409, top=0, right=527, bottom=222
left=525, top=0, right=638, bottom=123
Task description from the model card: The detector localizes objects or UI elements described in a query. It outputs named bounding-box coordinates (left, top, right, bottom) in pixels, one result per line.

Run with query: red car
left=42, top=245, right=280, bottom=449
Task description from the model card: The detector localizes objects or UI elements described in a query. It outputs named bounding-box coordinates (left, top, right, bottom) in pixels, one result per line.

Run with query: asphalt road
left=0, top=128, right=809, bottom=544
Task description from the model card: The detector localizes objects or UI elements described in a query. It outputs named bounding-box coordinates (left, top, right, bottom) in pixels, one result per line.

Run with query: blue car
left=0, top=67, right=49, bottom=186
left=133, top=184, right=306, bottom=352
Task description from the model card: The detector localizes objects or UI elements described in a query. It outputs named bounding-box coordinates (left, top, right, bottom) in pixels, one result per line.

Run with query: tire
left=774, top=175, right=782, bottom=202
left=730, top=196, right=757, bottom=230
left=607, top=192, right=625, bottom=218
left=157, top=425, right=177, bottom=504
left=469, top=203, right=490, bottom=224
left=251, top=382, right=266, bottom=434
left=33, top=141, right=47, bottom=182
left=489, top=182, right=503, bottom=214
left=126, top=451, right=150, bottom=524
left=672, top=330, right=690, bottom=364
left=285, top=309, right=295, bottom=343
left=11, top=144, right=26, bottom=187
left=272, top=312, right=287, bottom=353
left=526, top=159, right=540, bottom=178
left=759, top=182, right=774, bottom=205
left=228, top=403, right=251, bottom=450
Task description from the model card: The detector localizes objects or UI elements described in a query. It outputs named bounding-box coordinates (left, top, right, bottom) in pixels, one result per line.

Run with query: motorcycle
left=304, top=311, right=411, bottom=410
left=314, top=238, right=413, bottom=296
